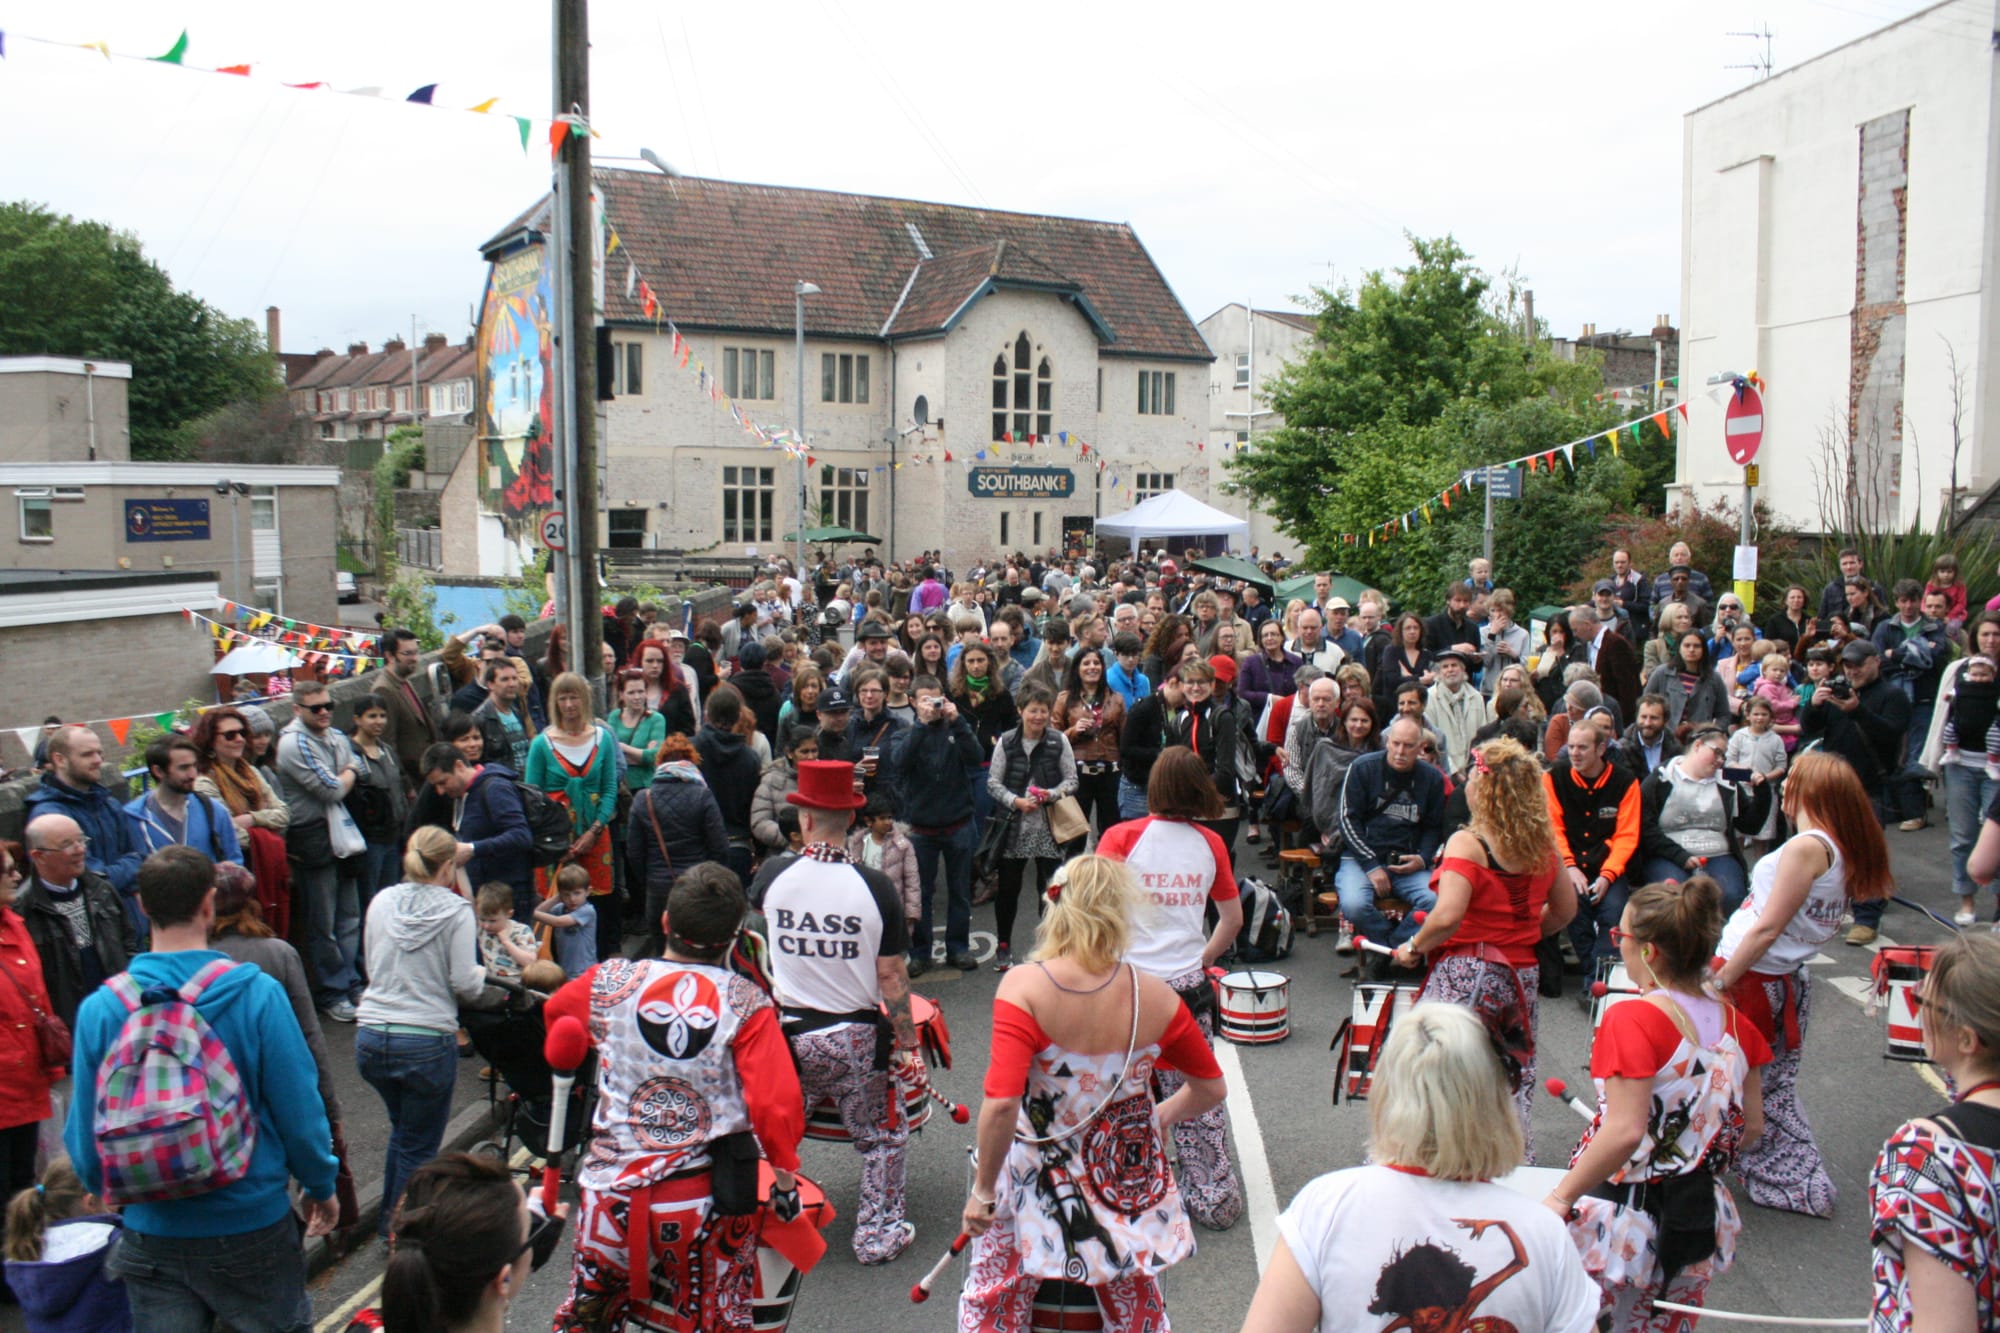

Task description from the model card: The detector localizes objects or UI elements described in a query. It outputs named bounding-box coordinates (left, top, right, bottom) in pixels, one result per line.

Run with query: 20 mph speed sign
left=540, top=510, right=568, bottom=552
left=1724, top=382, right=1764, bottom=466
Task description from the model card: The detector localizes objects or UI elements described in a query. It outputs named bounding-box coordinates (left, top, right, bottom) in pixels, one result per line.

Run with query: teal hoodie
left=64, top=948, right=337, bottom=1238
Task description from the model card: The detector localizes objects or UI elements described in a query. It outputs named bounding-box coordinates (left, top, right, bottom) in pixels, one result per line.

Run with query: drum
left=803, top=994, right=948, bottom=1141
left=1331, top=982, right=1422, bottom=1102
left=1492, top=1165, right=1569, bottom=1203
left=1218, top=970, right=1291, bottom=1044
left=1871, top=945, right=1938, bottom=1062
left=751, top=1164, right=833, bottom=1332
left=1591, top=958, right=1638, bottom=1033
left=1029, top=1279, right=1105, bottom=1332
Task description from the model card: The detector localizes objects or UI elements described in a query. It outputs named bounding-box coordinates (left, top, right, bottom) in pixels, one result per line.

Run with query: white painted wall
left=1198, top=303, right=1316, bottom=556
left=1678, top=0, right=1999, bottom=530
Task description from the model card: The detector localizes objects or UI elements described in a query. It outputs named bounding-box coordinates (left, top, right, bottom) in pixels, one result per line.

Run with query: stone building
left=1677, top=0, right=1998, bottom=531
left=446, top=172, right=1221, bottom=573
left=1197, top=303, right=1318, bottom=556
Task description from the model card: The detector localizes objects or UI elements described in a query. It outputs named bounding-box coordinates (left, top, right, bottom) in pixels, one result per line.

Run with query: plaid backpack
left=93, top=959, right=258, bottom=1205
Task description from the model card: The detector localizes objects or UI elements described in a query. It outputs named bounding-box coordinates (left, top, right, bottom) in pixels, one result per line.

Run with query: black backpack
left=516, top=783, right=575, bottom=866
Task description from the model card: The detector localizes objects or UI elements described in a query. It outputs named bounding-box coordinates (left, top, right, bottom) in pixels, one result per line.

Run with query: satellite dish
left=913, top=395, right=930, bottom=427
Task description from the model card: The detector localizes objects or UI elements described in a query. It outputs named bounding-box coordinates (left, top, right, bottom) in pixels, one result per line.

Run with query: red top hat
left=786, top=760, right=868, bottom=811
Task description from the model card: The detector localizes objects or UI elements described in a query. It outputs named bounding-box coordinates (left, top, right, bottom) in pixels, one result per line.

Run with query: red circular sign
left=1724, top=383, right=1764, bottom=466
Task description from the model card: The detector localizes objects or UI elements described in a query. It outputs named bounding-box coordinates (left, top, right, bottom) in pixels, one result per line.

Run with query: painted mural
left=476, top=243, right=555, bottom=557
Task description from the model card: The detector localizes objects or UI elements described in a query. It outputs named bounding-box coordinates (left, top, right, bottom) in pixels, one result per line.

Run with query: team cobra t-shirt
left=1280, top=1165, right=1599, bottom=1333
left=762, top=848, right=907, bottom=1014
left=1095, top=816, right=1238, bottom=981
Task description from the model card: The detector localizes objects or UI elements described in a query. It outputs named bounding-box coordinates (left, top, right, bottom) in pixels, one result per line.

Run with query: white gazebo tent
left=1093, top=489, right=1250, bottom=551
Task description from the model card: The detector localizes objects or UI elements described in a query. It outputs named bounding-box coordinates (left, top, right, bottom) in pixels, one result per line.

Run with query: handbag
left=0, top=956, right=70, bottom=1073
left=973, top=805, right=1016, bottom=877
left=1046, top=794, right=1091, bottom=845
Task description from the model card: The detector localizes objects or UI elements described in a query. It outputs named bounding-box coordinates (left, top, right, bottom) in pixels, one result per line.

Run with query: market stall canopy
left=780, top=526, right=882, bottom=545
left=1275, top=571, right=1375, bottom=609
left=1190, top=554, right=1276, bottom=595
left=1094, top=489, right=1249, bottom=546
left=211, top=641, right=304, bottom=676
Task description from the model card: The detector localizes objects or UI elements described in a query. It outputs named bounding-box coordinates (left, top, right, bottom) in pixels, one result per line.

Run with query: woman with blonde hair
left=524, top=670, right=620, bottom=961
left=1243, top=1003, right=1598, bottom=1333
left=1394, top=736, right=1578, bottom=1155
left=959, top=855, right=1226, bottom=1332
left=355, top=825, right=487, bottom=1239
left=1642, top=602, right=1694, bottom=678
left=1869, top=931, right=2000, bottom=1330
left=1713, top=750, right=1891, bottom=1217
left=1542, top=877, right=1769, bottom=1332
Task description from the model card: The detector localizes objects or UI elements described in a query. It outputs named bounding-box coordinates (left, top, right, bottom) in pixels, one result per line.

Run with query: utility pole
left=554, top=0, right=601, bottom=692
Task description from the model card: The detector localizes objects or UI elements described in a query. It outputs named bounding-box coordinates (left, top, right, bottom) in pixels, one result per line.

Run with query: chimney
left=423, top=332, right=448, bottom=353
left=265, top=306, right=282, bottom=354
left=383, top=338, right=407, bottom=355
left=1651, top=314, right=1675, bottom=340
left=313, top=348, right=334, bottom=362
left=348, top=342, right=369, bottom=357
left=1580, top=323, right=1595, bottom=339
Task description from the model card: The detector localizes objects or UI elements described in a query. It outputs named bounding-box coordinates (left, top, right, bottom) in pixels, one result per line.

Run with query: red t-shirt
left=1433, top=851, right=1557, bottom=967
left=982, top=995, right=1221, bottom=1098
left=1589, top=997, right=1773, bottom=1081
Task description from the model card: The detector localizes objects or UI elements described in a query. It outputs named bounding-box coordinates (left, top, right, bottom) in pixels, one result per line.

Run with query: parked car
left=336, top=570, right=358, bottom=603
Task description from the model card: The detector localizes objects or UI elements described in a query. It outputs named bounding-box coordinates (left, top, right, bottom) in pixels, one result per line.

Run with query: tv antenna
left=1726, top=24, right=1775, bottom=79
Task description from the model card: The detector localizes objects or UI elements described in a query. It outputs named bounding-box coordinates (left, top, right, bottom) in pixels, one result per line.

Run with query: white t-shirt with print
left=1278, top=1164, right=1598, bottom=1333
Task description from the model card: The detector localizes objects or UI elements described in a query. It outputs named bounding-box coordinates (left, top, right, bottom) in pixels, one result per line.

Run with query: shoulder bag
left=0, top=958, right=69, bottom=1073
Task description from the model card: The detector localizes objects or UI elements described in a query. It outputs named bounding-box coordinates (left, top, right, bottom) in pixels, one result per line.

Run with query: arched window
left=992, top=333, right=1053, bottom=440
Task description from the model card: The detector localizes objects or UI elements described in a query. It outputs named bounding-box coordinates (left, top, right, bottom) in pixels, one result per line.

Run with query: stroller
left=460, top=977, right=597, bottom=1171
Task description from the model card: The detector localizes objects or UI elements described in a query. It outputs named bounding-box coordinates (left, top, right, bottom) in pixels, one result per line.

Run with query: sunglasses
left=215, top=729, right=246, bottom=740
left=512, top=1209, right=566, bottom=1272
left=299, top=702, right=333, bottom=714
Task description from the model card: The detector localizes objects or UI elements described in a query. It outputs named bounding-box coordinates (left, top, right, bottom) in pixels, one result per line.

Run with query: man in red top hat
left=763, top=760, right=919, bottom=1264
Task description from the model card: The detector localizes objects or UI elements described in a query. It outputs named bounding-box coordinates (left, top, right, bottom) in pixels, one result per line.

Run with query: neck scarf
left=206, top=757, right=264, bottom=816
left=653, top=759, right=706, bottom=785
left=966, top=674, right=989, bottom=691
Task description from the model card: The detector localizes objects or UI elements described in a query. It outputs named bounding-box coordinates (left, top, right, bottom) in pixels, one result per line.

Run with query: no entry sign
left=1724, top=382, right=1764, bottom=466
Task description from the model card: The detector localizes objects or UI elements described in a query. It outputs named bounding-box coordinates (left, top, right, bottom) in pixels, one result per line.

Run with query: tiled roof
left=1259, top=309, right=1317, bottom=332
left=420, top=345, right=476, bottom=384
left=567, top=172, right=1210, bottom=362
left=289, top=354, right=354, bottom=391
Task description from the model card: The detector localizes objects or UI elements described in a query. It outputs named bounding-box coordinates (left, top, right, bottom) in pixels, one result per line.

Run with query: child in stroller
left=460, top=955, right=596, bottom=1167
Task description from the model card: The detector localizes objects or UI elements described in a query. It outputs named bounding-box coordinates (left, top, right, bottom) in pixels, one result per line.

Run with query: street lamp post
left=793, top=280, right=820, bottom=579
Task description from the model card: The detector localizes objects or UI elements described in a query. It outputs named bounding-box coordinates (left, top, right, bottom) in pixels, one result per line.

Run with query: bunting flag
left=549, top=120, right=572, bottom=158
left=514, top=116, right=531, bottom=152
left=467, top=97, right=498, bottom=114
left=405, top=83, right=437, bottom=104
left=107, top=717, right=132, bottom=745
left=151, top=29, right=188, bottom=63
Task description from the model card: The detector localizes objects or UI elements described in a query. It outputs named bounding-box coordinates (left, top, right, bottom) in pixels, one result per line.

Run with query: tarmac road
left=285, top=819, right=1971, bottom=1332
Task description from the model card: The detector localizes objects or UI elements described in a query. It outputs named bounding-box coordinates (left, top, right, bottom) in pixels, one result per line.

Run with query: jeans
left=1332, top=861, right=1437, bottom=948
left=105, top=1212, right=311, bottom=1333
left=1637, top=853, right=1748, bottom=915
left=295, top=858, right=361, bottom=1007
left=909, top=819, right=975, bottom=961
left=1566, top=874, right=1634, bottom=976
left=1946, top=764, right=1997, bottom=895
left=355, top=1027, right=460, bottom=1237
left=1117, top=774, right=1150, bottom=820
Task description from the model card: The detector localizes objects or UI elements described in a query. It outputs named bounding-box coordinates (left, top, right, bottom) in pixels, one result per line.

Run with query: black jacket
left=1545, top=757, right=1641, bottom=883
left=1176, top=699, right=1239, bottom=803
left=1119, top=693, right=1175, bottom=790
left=17, top=871, right=137, bottom=1028
left=952, top=688, right=1020, bottom=752
left=1638, top=765, right=1771, bottom=871
left=732, top=668, right=784, bottom=748
left=1801, top=674, right=1910, bottom=786
left=844, top=710, right=908, bottom=810
left=626, top=773, right=730, bottom=903
left=894, top=713, right=984, bottom=828
left=1425, top=609, right=1476, bottom=656
left=694, top=725, right=763, bottom=842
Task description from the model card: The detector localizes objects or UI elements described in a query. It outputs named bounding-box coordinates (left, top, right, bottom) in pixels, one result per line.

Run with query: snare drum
left=1872, top=945, right=1938, bottom=1062
left=1492, top=1165, right=1569, bottom=1203
left=803, top=994, right=948, bottom=1141
left=1218, top=970, right=1291, bottom=1044
left=1332, top=982, right=1422, bottom=1102
left=1029, top=1279, right=1105, bottom=1332
left=1591, top=958, right=1638, bottom=1033
left=751, top=1163, right=833, bottom=1331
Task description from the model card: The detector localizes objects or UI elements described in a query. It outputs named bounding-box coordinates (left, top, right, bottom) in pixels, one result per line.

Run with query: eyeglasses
left=1608, top=926, right=1633, bottom=946
left=215, top=729, right=246, bottom=741
left=299, top=702, right=333, bottom=714
left=32, top=836, right=90, bottom=854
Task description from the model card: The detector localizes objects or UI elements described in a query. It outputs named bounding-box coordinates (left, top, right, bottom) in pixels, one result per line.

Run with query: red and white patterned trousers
left=793, top=1021, right=911, bottom=1262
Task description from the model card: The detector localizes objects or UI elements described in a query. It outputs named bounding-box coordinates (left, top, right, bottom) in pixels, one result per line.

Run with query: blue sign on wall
left=125, top=498, right=212, bottom=542
left=967, top=466, right=1075, bottom=499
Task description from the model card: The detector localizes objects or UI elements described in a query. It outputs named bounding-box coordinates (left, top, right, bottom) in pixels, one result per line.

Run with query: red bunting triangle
left=107, top=717, right=132, bottom=745
left=218, top=64, right=251, bottom=76
left=549, top=121, right=572, bottom=159
left=943, top=451, right=954, bottom=462
left=1678, top=402, right=1690, bottom=421
left=1652, top=410, right=1670, bottom=436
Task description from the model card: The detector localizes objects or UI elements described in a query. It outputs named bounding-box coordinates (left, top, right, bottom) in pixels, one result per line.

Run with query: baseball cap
left=1840, top=640, right=1878, bottom=664
left=1325, top=596, right=1351, bottom=612
left=817, top=687, right=853, bottom=711
left=857, top=621, right=892, bottom=640
left=1593, top=578, right=1617, bottom=595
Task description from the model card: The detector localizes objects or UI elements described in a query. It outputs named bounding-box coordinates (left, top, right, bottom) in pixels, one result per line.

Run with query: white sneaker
left=1334, top=921, right=1356, bottom=954
left=1954, top=906, right=1978, bottom=927
left=321, top=1000, right=358, bottom=1023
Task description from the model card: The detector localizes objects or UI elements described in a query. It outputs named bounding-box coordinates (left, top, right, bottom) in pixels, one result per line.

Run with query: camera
left=1827, top=675, right=1853, bottom=700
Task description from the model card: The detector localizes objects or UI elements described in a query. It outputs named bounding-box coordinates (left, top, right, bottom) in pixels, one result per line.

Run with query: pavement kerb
left=305, top=1097, right=503, bottom=1278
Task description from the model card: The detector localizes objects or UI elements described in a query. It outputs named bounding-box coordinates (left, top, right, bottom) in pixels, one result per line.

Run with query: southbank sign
left=967, top=466, right=1075, bottom=499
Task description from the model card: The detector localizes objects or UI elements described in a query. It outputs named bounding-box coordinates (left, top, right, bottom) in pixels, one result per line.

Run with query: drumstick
left=897, top=1051, right=973, bottom=1124
left=540, top=1016, right=590, bottom=1213
left=1543, top=1077, right=1595, bottom=1122
left=1353, top=910, right=1428, bottom=956
left=909, top=1231, right=971, bottom=1302
left=1589, top=981, right=1640, bottom=999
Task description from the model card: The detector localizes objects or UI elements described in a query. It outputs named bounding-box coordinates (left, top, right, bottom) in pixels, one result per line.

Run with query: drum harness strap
left=781, top=1005, right=895, bottom=1071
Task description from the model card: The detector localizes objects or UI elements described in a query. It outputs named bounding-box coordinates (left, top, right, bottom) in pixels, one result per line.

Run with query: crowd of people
left=0, top=538, right=1994, bottom=1333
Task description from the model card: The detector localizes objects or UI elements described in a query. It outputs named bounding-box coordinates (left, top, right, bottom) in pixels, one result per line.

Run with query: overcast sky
left=1, top=0, right=1966, bottom=357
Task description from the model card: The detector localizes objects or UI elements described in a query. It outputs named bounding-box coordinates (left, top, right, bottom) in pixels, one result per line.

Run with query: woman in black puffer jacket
left=625, top=733, right=729, bottom=954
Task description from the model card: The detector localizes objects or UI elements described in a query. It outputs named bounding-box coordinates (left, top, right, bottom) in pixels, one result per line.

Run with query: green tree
left=0, top=201, right=276, bottom=458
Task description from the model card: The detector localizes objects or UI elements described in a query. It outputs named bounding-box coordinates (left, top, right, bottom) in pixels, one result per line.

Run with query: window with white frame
left=251, top=486, right=277, bottom=531
left=393, top=386, right=411, bottom=414
left=722, top=465, right=774, bottom=544
left=16, top=489, right=52, bottom=542
left=335, top=388, right=351, bottom=411
left=452, top=381, right=470, bottom=412
left=820, top=353, right=869, bottom=404
left=1137, top=370, right=1176, bottom=416
left=429, top=385, right=449, bottom=414
left=819, top=465, right=869, bottom=533
left=990, top=331, right=1053, bottom=440
left=722, top=347, right=775, bottom=400
left=1234, top=352, right=1251, bottom=388
left=1134, top=472, right=1175, bottom=502
left=612, top=341, right=643, bottom=396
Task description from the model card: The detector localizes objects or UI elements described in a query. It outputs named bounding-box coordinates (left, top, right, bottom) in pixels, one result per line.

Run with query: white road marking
left=1805, top=953, right=1835, bottom=967
left=1826, top=975, right=1876, bottom=1007
left=1215, top=1039, right=1279, bottom=1274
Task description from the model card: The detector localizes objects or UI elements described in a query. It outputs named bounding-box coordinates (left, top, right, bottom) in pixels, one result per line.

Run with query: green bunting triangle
left=154, top=711, right=174, bottom=729
left=514, top=117, right=531, bottom=152
left=152, top=29, right=189, bottom=64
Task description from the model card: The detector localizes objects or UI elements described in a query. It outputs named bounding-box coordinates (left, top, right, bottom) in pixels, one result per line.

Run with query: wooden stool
left=1279, top=847, right=1324, bottom=937
left=1375, top=893, right=1407, bottom=926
